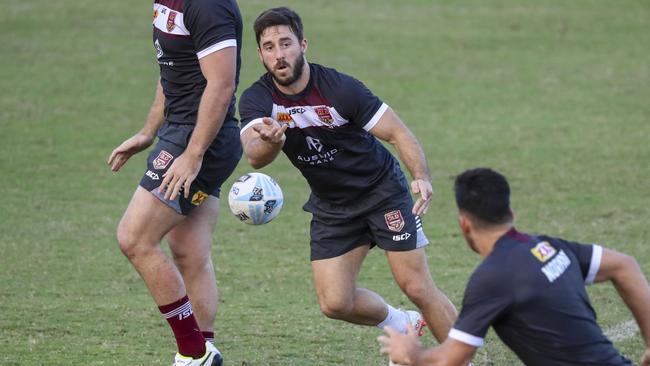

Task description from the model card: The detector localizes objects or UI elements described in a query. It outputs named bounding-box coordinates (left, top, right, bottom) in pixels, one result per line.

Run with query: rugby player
left=378, top=168, right=650, bottom=366
left=238, top=6, right=458, bottom=356
left=107, top=0, right=242, bottom=364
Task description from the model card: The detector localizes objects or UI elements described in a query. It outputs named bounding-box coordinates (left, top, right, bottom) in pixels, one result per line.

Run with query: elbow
left=610, top=253, right=641, bottom=284
left=247, top=156, right=268, bottom=170
left=223, top=80, right=236, bottom=96
left=206, top=79, right=236, bottom=98
left=622, top=253, right=638, bottom=266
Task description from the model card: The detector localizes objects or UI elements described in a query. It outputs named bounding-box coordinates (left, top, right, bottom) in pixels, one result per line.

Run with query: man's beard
left=265, top=53, right=305, bottom=87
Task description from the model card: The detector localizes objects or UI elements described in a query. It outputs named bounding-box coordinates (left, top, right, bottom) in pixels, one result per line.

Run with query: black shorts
left=139, top=123, right=242, bottom=215
left=309, top=193, right=429, bottom=261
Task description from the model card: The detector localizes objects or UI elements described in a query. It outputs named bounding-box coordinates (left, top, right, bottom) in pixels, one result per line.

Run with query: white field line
left=604, top=319, right=639, bottom=342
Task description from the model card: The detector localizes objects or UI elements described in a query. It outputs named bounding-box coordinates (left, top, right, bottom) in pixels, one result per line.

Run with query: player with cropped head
left=238, top=7, right=458, bottom=359
left=106, top=0, right=242, bottom=364
left=378, top=168, right=650, bottom=366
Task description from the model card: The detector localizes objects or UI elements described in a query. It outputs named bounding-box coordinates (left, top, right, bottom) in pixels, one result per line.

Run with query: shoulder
left=466, top=254, right=513, bottom=295
left=239, top=76, right=275, bottom=121
left=240, top=76, right=274, bottom=103
left=185, top=0, right=239, bottom=12
left=184, top=0, right=241, bottom=23
left=312, top=64, right=360, bottom=89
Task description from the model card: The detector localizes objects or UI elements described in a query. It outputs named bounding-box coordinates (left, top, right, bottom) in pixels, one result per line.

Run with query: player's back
left=484, top=230, right=632, bottom=365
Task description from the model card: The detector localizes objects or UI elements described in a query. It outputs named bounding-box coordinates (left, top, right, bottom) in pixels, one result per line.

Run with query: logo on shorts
left=146, top=170, right=159, bottom=180
left=166, top=11, right=177, bottom=32
left=191, top=191, right=208, bottom=206
left=314, top=106, right=333, bottom=125
left=392, top=232, right=411, bottom=241
left=153, top=150, right=174, bottom=170
left=384, top=210, right=405, bottom=232
left=531, top=241, right=557, bottom=262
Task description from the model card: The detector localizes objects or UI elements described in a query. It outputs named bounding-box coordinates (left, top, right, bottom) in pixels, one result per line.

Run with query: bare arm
left=107, top=80, right=165, bottom=171
left=141, top=80, right=167, bottom=138
left=160, top=46, right=237, bottom=200
left=240, top=118, right=287, bottom=169
left=594, top=248, right=650, bottom=364
left=378, top=325, right=476, bottom=366
left=369, top=107, right=433, bottom=215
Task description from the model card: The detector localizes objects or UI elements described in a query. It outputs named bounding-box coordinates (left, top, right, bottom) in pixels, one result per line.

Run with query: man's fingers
left=111, top=157, right=124, bottom=172
left=159, top=172, right=173, bottom=194
left=166, top=175, right=185, bottom=201
left=412, top=198, right=425, bottom=215
left=183, top=181, right=191, bottom=199
left=107, top=150, right=117, bottom=165
left=411, top=180, right=420, bottom=195
left=182, top=177, right=195, bottom=199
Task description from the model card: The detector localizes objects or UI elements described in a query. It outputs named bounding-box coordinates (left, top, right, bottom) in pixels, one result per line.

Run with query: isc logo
left=178, top=308, right=193, bottom=320
left=392, top=232, right=411, bottom=241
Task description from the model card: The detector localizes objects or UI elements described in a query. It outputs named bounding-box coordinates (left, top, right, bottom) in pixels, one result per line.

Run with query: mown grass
left=1, top=0, right=648, bottom=364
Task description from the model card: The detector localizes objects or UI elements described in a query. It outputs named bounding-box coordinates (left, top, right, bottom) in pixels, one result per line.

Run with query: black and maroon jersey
left=450, top=228, right=631, bottom=366
left=239, top=63, right=410, bottom=213
left=152, top=0, right=241, bottom=126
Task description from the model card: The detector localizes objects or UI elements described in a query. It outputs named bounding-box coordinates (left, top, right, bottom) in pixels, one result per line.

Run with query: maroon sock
left=202, top=331, right=215, bottom=344
left=158, top=296, right=206, bottom=358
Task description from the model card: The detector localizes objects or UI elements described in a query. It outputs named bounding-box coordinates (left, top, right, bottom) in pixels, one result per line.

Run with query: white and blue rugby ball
left=228, top=172, right=284, bottom=225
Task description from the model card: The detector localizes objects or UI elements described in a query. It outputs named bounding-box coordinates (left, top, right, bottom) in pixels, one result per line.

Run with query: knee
left=168, top=239, right=211, bottom=272
left=400, top=280, right=433, bottom=305
left=116, top=223, right=150, bottom=261
left=317, top=295, right=353, bottom=320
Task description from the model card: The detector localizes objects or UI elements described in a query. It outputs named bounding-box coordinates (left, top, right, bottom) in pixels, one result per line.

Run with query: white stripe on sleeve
left=362, top=103, right=388, bottom=131
left=449, top=328, right=484, bottom=347
left=240, top=118, right=265, bottom=135
left=197, top=39, right=237, bottom=59
left=585, top=244, right=603, bottom=285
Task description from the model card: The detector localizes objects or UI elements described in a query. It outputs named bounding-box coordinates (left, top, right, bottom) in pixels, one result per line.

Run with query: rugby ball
left=228, top=172, right=284, bottom=225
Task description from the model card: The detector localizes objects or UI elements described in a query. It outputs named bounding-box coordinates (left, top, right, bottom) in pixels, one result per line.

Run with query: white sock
left=376, top=304, right=409, bottom=333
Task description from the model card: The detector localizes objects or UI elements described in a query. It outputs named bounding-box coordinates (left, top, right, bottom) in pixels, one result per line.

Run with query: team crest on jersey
left=384, top=210, right=405, bottom=232
left=531, top=241, right=557, bottom=262
left=276, top=112, right=293, bottom=123
left=166, top=11, right=177, bottom=32
left=153, top=9, right=159, bottom=19
left=314, top=106, right=333, bottom=124
left=153, top=150, right=174, bottom=170
left=191, top=191, right=208, bottom=206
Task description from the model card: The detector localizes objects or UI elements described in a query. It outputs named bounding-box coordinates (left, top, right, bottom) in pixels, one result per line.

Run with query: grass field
left=2, top=0, right=649, bottom=364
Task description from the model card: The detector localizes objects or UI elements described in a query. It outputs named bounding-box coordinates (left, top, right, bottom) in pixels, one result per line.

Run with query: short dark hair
left=254, top=7, right=304, bottom=46
left=454, top=168, right=512, bottom=225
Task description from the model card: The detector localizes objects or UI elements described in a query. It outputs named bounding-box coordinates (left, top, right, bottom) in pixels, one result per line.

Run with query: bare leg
left=312, top=245, right=389, bottom=325
left=167, top=196, right=220, bottom=333
left=116, top=186, right=186, bottom=305
left=386, top=248, right=457, bottom=342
